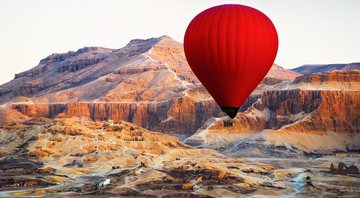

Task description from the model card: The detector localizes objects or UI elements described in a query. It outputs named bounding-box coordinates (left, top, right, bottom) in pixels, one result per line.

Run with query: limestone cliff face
left=260, top=89, right=322, bottom=129
left=57, top=57, right=107, bottom=73
left=11, top=100, right=222, bottom=135
left=199, top=87, right=359, bottom=134
left=39, top=77, right=356, bottom=135
left=293, top=70, right=360, bottom=84
left=13, top=103, right=66, bottom=118
left=17, top=82, right=45, bottom=96
left=185, top=73, right=359, bottom=155
left=280, top=90, right=360, bottom=133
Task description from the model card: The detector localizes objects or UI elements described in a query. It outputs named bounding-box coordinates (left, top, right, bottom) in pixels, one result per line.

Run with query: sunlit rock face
left=185, top=71, right=360, bottom=157
left=1, top=36, right=301, bottom=135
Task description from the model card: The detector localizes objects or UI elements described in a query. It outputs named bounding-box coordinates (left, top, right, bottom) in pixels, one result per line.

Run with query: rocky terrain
left=0, top=36, right=359, bottom=154
left=0, top=117, right=359, bottom=197
left=292, top=62, right=360, bottom=75
left=185, top=70, right=360, bottom=156
left=0, top=36, right=359, bottom=197
left=0, top=36, right=218, bottom=135
left=0, top=36, right=302, bottom=136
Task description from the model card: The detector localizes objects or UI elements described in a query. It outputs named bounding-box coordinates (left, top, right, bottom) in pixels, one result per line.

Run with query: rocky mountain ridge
left=292, top=62, right=360, bottom=75
left=0, top=36, right=359, bottom=138
left=0, top=36, right=302, bottom=135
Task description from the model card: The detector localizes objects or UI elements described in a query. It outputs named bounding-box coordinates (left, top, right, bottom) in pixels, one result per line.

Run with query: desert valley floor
left=0, top=118, right=359, bottom=197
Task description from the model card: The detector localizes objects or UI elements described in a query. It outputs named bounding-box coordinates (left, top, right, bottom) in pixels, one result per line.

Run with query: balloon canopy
left=184, top=4, right=278, bottom=119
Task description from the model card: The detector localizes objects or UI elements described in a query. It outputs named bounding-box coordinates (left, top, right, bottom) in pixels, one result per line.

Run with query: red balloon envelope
left=184, top=4, right=278, bottom=119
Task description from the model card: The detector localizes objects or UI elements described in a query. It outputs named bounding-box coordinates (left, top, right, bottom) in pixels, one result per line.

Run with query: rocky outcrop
left=14, top=66, right=48, bottom=79
left=39, top=47, right=112, bottom=65
left=112, top=65, right=168, bottom=75
left=14, top=47, right=113, bottom=79
left=13, top=103, right=67, bottom=118
left=16, top=83, right=45, bottom=96
left=330, top=162, right=359, bottom=175
left=57, top=57, right=107, bottom=73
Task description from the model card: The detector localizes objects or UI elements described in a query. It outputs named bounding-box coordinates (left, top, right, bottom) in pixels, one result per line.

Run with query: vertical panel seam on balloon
left=238, top=6, right=245, bottom=84
left=228, top=6, right=235, bottom=74
left=254, top=9, right=265, bottom=80
left=234, top=6, right=240, bottom=88
left=224, top=5, right=230, bottom=75
left=207, top=7, right=218, bottom=78
left=198, top=8, right=212, bottom=84
left=212, top=6, right=221, bottom=76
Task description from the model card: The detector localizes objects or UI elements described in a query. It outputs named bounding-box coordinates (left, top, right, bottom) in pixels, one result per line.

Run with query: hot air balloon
left=184, top=4, right=278, bottom=119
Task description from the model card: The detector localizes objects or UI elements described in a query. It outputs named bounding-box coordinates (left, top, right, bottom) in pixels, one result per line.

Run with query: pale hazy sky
left=0, top=0, right=359, bottom=84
